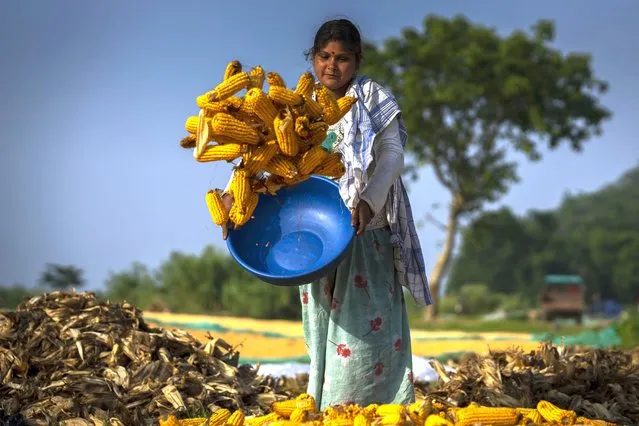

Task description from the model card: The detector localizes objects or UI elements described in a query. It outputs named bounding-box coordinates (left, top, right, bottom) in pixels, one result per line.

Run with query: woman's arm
left=359, top=116, right=404, bottom=216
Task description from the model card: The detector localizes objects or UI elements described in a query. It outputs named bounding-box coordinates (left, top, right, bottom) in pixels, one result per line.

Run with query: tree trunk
left=422, top=198, right=462, bottom=322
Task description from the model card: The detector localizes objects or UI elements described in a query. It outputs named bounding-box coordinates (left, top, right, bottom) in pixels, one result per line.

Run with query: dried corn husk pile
left=0, top=291, right=291, bottom=426
left=420, top=343, right=639, bottom=425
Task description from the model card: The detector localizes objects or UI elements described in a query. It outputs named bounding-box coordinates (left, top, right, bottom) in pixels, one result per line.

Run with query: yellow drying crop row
left=179, top=60, right=357, bottom=229
left=159, top=394, right=616, bottom=426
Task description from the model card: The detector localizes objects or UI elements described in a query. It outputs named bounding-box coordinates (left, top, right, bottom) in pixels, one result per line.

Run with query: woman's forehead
left=319, top=40, right=355, bottom=56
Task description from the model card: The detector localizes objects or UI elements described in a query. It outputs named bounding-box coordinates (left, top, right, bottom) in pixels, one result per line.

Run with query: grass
left=407, top=316, right=587, bottom=335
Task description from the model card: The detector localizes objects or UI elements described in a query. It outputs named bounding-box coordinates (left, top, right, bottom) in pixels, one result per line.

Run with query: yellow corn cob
left=455, top=406, right=519, bottom=426
left=352, top=413, right=371, bottom=426
left=229, top=168, right=251, bottom=206
left=515, top=407, right=542, bottom=424
left=230, top=191, right=258, bottom=227
left=536, top=400, right=577, bottom=424
left=306, top=121, right=329, bottom=146
left=313, top=152, right=345, bottom=178
left=244, top=412, right=281, bottom=426
left=296, top=145, right=329, bottom=175
left=158, top=414, right=179, bottom=426
left=267, top=72, right=286, bottom=87
left=196, top=95, right=244, bottom=114
left=279, top=174, right=311, bottom=187
left=179, top=134, right=196, bottom=149
left=185, top=115, right=199, bottom=134
left=289, top=408, right=308, bottom=423
left=302, top=95, right=324, bottom=118
left=336, top=96, right=357, bottom=120
left=196, top=143, right=246, bottom=163
left=205, top=189, right=229, bottom=225
left=295, top=115, right=311, bottom=138
left=249, top=65, right=265, bottom=89
left=324, top=419, right=353, bottom=426
left=223, top=60, right=242, bottom=80
left=208, top=408, right=232, bottom=426
left=269, top=86, right=304, bottom=106
left=207, top=72, right=251, bottom=102
left=244, top=88, right=278, bottom=129
left=376, top=404, right=407, bottom=418
left=264, top=155, right=298, bottom=179
left=295, top=71, right=315, bottom=99
left=179, top=418, right=207, bottom=426
left=407, top=400, right=430, bottom=425
left=575, top=416, right=616, bottom=426
left=315, top=85, right=341, bottom=124
left=424, top=414, right=453, bottom=426
left=271, top=397, right=317, bottom=418
left=226, top=410, right=245, bottom=426
left=362, top=404, right=379, bottom=418
left=211, top=113, right=261, bottom=145
left=274, top=109, right=299, bottom=157
left=379, top=414, right=406, bottom=425
left=243, top=140, right=279, bottom=175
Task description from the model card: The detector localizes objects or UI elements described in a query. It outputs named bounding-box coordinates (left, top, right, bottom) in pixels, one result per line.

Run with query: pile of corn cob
left=159, top=393, right=616, bottom=425
left=179, top=60, right=356, bottom=229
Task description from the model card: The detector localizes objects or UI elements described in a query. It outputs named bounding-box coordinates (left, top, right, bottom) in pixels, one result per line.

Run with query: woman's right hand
left=221, top=193, right=233, bottom=240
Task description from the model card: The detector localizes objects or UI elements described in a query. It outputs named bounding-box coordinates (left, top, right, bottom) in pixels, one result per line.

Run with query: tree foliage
left=38, top=263, right=86, bottom=291
left=360, top=14, right=611, bottom=318
left=447, top=165, right=639, bottom=303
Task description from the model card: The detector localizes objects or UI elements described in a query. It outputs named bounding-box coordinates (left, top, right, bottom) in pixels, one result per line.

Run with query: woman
left=298, top=19, right=432, bottom=410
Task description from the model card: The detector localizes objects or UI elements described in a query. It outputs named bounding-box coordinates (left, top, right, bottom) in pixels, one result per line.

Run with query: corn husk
left=0, top=291, right=292, bottom=425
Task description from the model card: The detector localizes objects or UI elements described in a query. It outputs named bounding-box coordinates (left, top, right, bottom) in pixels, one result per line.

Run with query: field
left=143, top=312, right=544, bottom=360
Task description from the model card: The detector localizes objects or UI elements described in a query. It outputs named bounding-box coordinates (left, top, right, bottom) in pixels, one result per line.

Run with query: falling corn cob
left=313, top=152, right=346, bottom=178
left=455, top=406, right=519, bottom=426
left=295, top=71, right=315, bottom=98
left=210, top=112, right=261, bottom=145
left=243, top=140, right=279, bottom=175
left=314, top=85, right=341, bottom=123
left=336, top=95, right=357, bottom=119
left=230, top=191, right=259, bottom=227
left=244, top=88, right=278, bottom=131
left=306, top=121, right=329, bottom=146
left=269, top=86, right=304, bottom=107
left=296, top=144, right=329, bottom=175
left=223, top=60, right=242, bottom=80
left=184, top=115, right=200, bottom=134
left=205, top=189, right=229, bottom=226
left=302, top=95, right=324, bottom=118
left=274, top=109, right=299, bottom=157
left=207, top=72, right=251, bottom=102
left=266, top=71, right=286, bottom=87
left=264, top=155, right=298, bottom=179
left=249, top=65, right=265, bottom=89
left=229, top=167, right=251, bottom=207
left=196, top=143, right=246, bottom=162
left=179, top=134, right=196, bottom=149
left=295, top=115, right=311, bottom=138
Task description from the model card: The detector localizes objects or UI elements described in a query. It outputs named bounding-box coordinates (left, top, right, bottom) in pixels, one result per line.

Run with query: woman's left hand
left=351, top=199, right=373, bottom=236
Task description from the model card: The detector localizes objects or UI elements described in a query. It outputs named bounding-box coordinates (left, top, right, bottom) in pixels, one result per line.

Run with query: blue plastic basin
left=226, top=175, right=355, bottom=286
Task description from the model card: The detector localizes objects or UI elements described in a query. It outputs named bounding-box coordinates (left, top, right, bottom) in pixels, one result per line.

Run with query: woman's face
left=312, top=40, right=358, bottom=96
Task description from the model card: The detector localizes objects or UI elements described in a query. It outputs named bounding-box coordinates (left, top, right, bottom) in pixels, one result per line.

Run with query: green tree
left=104, top=262, right=160, bottom=309
left=38, top=263, right=86, bottom=291
left=447, top=164, right=639, bottom=304
left=361, top=15, right=611, bottom=319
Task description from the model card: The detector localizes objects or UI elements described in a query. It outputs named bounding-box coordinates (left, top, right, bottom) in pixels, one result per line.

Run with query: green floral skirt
left=298, top=227, right=415, bottom=410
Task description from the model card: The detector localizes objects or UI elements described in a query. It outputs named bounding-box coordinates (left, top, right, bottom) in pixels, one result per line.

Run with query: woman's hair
left=304, top=19, right=362, bottom=64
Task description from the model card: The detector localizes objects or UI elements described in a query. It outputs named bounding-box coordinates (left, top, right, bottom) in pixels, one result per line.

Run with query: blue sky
left=1, top=0, right=637, bottom=294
